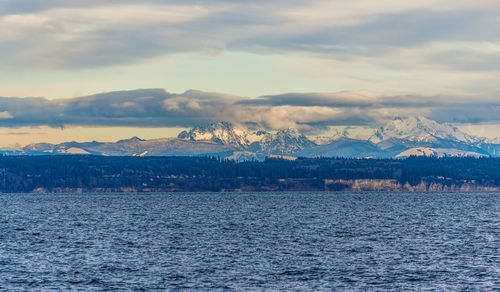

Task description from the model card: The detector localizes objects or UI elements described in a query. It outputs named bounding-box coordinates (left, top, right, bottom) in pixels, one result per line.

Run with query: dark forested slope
left=1, top=155, right=500, bottom=192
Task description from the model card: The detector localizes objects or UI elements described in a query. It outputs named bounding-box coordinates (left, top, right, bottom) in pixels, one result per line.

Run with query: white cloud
left=0, top=111, right=14, bottom=119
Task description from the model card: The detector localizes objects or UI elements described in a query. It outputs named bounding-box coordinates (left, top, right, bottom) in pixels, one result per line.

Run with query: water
left=0, top=192, right=498, bottom=291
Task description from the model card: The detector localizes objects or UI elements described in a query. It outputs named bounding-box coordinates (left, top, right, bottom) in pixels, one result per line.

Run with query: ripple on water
left=0, top=192, right=498, bottom=291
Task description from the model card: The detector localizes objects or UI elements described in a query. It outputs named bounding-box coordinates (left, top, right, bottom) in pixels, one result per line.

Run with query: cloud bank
left=0, top=89, right=499, bottom=131
left=0, top=0, right=499, bottom=72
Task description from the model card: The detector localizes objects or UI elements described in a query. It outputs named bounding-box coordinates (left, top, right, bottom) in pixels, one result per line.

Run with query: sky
left=1, top=0, right=500, bottom=147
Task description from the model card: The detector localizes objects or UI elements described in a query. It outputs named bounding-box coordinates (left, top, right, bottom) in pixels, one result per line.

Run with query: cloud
left=2, top=1, right=499, bottom=135
left=0, top=89, right=499, bottom=131
left=0, top=3, right=233, bottom=68
left=0, top=111, right=14, bottom=119
left=0, top=0, right=499, bottom=73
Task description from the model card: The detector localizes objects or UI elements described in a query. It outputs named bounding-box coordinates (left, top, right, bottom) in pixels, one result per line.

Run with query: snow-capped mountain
left=369, top=116, right=479, bottom=144
left=177, top=121, right=256, bottom=149
left=299, top=138, right=387, bottom=158
left=22, top=137, right=235, bottom=157
left=485, top=137, right=500, bottom=144
left=311, top=126, right=376, bottom=145
left=395, top=147, right=487, bottom=158
left=11, top=117, right=500, bottom=159
left=178, top=122, right=316, bottom=155
left=253, top=128, right=316, bottom=155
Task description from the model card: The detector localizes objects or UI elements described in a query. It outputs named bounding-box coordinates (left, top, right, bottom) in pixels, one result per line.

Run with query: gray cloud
left=0, top=89, right=499, bottom=131
left=1, top=0, right=499, bottom=71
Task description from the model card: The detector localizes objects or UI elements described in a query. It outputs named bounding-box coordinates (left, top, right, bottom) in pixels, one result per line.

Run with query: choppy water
left=0, top=192, right=499, bottom=291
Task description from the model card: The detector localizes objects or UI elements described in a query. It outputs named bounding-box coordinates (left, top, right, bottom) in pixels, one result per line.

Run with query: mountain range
left=4, top=117, right=500, bottom=160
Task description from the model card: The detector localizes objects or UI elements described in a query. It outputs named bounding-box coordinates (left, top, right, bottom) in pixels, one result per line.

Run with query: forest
left=1, top=155, right=500, bottom=192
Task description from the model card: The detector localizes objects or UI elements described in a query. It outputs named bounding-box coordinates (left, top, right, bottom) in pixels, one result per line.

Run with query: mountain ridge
left=4, top=117, right=500, bottom=159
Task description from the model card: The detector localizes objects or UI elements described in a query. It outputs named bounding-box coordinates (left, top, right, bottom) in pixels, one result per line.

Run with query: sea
left=0, top=192, right=498, bottom=291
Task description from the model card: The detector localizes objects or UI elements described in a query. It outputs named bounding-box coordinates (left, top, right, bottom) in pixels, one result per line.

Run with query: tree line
left=0, top=155, right=499, bottom=192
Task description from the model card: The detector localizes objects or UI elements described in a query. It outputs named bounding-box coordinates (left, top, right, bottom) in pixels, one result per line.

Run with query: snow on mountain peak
left=485, top=137, right=500, bottom=144
left=369, top=116, right=478, bottom=144
left=257, top=128, right=316, bottom=154
left=278, top=128, right=302, bottom=138
left=395, top=147, right=487, bottom=158
left=311, top=126, right=376, bottom=145
left=177, top=122, right=316, bottom=154
left=117, top=136, right=144, bottom=143
left=178, top=121, right=260, bottom=149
